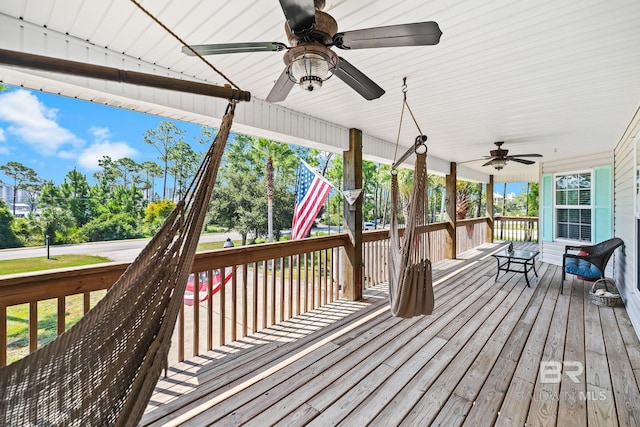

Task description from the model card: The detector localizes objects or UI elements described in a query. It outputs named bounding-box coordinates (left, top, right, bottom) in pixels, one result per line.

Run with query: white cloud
left=76, top=126, right=138, bottom=170
left=0, top=128, right=7, bottom=155
left=0, top=89, right=83, bottom=156
left=89, top=126, right=111, bottom=143
left=78, top=141, right=138, bottom=171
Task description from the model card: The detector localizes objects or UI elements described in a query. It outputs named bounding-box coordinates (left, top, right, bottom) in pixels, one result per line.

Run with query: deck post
left=486, top=175, right=494, bottom=243
left=342, top=129, right=363, bottom=301
left=445, top=162, right=457, bottom=258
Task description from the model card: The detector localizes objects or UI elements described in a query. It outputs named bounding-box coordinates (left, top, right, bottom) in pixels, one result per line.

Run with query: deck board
left=142, top=242, right=640, bottom=427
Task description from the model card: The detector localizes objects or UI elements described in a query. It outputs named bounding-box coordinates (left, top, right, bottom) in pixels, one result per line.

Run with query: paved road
left=0, top=232, right=242, bottom=263
left=0, top=225, right=344, bottom=263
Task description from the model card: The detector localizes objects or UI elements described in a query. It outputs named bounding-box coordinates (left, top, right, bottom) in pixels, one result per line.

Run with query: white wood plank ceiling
left=1, top=0, right=639, bottom=181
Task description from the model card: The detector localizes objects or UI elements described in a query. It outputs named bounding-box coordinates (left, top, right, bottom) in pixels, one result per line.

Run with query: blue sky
left=0, top=85, right=204, bottom=185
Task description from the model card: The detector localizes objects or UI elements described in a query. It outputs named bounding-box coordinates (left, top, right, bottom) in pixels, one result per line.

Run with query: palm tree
left=249, top=137, right=297, bottom=242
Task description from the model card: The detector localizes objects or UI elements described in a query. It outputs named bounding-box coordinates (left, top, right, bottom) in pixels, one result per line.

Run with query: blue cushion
left=564, top=257, right=602, bottom=279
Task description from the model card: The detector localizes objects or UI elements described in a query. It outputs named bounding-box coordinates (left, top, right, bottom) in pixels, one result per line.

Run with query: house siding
left=540, top=151, right=613, bottom=268
left=614, top=107, right=640, bottom=337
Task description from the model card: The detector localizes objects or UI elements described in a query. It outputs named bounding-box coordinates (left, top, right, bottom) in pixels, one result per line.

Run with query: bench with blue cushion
left=561, top=237, right=624, bottom=294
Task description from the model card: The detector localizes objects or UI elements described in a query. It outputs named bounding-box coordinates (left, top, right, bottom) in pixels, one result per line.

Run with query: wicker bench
left=561, top=237, right=624, bottom=294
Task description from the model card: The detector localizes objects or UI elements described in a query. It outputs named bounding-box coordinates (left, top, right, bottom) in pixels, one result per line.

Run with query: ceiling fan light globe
left=291, top=52, right=330, bottom=81
left=492, top=158, right=507, bottom=170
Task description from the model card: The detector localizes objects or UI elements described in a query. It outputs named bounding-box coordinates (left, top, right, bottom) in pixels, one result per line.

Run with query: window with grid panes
left=555, top=172, right=592, bottom=242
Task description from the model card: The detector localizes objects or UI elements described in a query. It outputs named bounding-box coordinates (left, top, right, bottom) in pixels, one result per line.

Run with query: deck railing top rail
left=0, top=234, right=350, bottom=306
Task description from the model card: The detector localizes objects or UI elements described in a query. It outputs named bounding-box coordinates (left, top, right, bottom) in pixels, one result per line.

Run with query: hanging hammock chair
left=0, top=102, right=236, bottom=426
left=388, top=79, right=434, bottom=318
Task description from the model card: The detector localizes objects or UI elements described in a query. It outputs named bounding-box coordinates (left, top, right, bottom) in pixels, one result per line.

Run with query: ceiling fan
left=181, top=0, right=442, bottom=102
left=481, top=141, right=542, bottom=170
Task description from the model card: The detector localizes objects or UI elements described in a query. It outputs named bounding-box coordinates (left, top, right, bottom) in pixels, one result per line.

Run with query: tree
left=0, top=199, right=21, bottom=248
left=102, top=185, right=144, bottom=217
left=456, top=181, right=473, bottom=220
left=248, top=136, right=297, bottom=242
left=144, top=121, right=186, bottom=199
left=167, top=141, right=199, bottom=201
left=38, top=206, right=76, bottom=244
left=456, top=180, right=482, bottom=220
left=209, top=165, right=264, bottom=245
left=115, top=157, right=141, bottom=188
left=60, top=169, right=94, bottom=227
left=271, top=179, right=295, bottom=240
left=0, top=161, right=40, bottom=216
left=526, top=182, right=539, bottom=216
left=93, top=156, right=121, bottom=193
left=143, top=199, right=175, bottom=235
left=140, top=161, right=162, bottom=200
left=196, top=126, right=217, bottom=153
left=209, top=136, right=265, bottom=244
left=21, top=180, right=44, bottom=214
left=428, top=175, right=445, bottom=222
left=395, top=167, right=414, bottom=223
left=79, top=213, right=141, bottom=242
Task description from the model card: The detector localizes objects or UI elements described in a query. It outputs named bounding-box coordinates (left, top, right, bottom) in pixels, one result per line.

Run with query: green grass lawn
left=0, top=254, right=111, bottom=275
left=196, top=240, right=240, bottom=251
left=6, top=291, right=106, bottom=364
left=2, top=254, right=111, bottom=364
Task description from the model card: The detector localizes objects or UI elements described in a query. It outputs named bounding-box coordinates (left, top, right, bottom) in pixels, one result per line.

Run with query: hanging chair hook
left=392, top=77, right=428, bottom=170
left=225, top=99, right=237, bottom=115
left=415, top=135, right=428, bottom=154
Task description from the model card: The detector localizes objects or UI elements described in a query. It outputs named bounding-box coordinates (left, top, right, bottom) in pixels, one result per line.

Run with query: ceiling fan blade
left=182, top=42, right=287, bottom=56
left=279, top=0, right=316, bottom=35
left=482, top=159, right=495, bottom=167
left=333, top=57, right=385, bottom=100
left=333, top=21, right=442, bottom=50
left=508, top=153, right=543, bottom=158
left=509, top=158, right=536, bottom=165
left=266, top=68, right=296, bottom=102
left=458, top=158, right=485, bottom=164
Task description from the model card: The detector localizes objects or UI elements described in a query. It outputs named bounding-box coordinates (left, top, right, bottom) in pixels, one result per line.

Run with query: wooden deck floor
left=141, top=243, right=640, bottom=426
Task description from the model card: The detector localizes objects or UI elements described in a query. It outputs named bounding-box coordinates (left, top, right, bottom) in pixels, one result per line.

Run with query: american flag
left=183, top=268, right=233, bottom=306
left=291, top=160, right=333, bottom=240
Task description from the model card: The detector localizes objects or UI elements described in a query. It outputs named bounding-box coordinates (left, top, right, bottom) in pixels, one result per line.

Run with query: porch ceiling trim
left=0, top=13, right=495, bottom=182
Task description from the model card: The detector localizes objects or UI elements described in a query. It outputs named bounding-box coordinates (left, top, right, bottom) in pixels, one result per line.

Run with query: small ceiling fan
left=181, top=0, right=441, bottom=102
left=481, top=141, right=542, bottom=170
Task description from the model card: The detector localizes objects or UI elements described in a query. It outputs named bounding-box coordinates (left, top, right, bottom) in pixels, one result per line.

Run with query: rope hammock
left=0, top=103, right=236, bottom=425
left=388, top=79, right=434, bottom=318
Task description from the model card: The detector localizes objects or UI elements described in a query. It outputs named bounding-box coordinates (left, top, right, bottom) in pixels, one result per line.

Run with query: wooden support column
left=445, top=162, right=457, bottom=259
left=342, top=129, right=363, bottom=301
left=486, top=175, right=494, bottom=243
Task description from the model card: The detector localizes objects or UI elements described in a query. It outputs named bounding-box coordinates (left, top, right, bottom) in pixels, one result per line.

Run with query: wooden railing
left=0, top=235, right=347, bottom=366
left=494, top=216, right=539, bottom=242
left=457, top=218, right=489, bottom=254
left=362, top=219, right=490, bottom=289
left=361, top=224, right=450, bottom=289
left=1, top=216, right=538, bottom=366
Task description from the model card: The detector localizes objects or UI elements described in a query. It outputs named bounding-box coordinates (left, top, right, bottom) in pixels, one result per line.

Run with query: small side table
left=492, top=249, right=540, bottom=287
